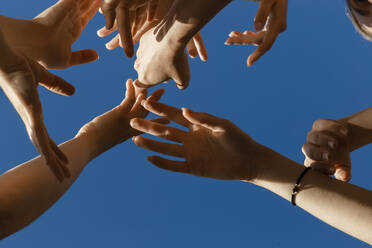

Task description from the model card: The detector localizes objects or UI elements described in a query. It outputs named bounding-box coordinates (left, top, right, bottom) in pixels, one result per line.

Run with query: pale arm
left=129, top=99, right=372, bottom=244
left=0, top=79, right=164, bottom=239
left=302, top=107, right=372, bottom=181
left=340, top=107, right=372, bottom=151
left=0, top=134, right=93, bottom=239
left=253, top=145, right=372, bottom=244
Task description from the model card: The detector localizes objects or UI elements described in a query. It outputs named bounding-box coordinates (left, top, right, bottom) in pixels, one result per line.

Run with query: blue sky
left=1, top=0, right=372, bottom=247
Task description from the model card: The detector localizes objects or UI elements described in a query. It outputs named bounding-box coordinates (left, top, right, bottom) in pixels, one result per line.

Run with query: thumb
left=69, top=49, right=99, bottom=67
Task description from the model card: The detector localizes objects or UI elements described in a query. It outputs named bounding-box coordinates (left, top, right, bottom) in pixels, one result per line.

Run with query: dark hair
left=346, top=0, right=372, bottom=41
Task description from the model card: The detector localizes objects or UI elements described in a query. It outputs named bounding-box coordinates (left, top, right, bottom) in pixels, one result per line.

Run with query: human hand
left=225, top=0, right=287, bottom=66
left=29, top=0, right=100, bottom=69
left=76, top=78, right=167, bottom=159
left=97, top=1, right=208, bottom=61
left=0, top=32, right=74, bottom=182
left=133, top=26, right=190, bottom=90
left=101, top=0, right=159, bottom=57
left=129, top=100, right=260, bottom=180
left=302, top=119, right=351, bottom=182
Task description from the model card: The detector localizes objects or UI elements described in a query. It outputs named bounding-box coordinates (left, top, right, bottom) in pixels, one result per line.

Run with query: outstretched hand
left=31, top=0, right=101, bottom=69
left=101, top=0, right=159, bottom=57
left=302, top=119, right=351, bottom=182
left=225, top=0, right=287, bottom=66
left=0, top=32, right=74, bottom=181
left=130, top=99, right=260, bottom=180
left=76, top=78, right=167, bottom=158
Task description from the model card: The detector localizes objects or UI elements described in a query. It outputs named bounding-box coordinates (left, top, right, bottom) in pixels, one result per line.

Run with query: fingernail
left=328, top=141, right=337, bottom=149
left=132, top=136, right=137, bottom=142
left=141, top=99, right=146, bottom=106
left=322, top=152, right=330, bottom=161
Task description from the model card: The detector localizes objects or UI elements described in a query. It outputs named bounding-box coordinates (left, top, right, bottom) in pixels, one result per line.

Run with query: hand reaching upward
left=0, top=31, right=74, bottom=181
left=8, top=0, right=101, bottom=69
left=32, top=0, right=101, bottom=69
left=130, top=99, right=260, bottom=180
left=225, top=0, right=287, bottom=66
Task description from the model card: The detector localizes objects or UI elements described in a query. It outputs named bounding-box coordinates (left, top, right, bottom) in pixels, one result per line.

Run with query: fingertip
left=130, top=118, right=140, bottom=128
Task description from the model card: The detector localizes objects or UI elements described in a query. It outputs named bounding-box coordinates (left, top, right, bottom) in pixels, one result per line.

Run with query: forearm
left=0, top=132, right=95, bottom=239
left=339, top=107, right=372, bottom=151
left=160, top=0, right=232, bottom=47
left=251, top=145, right=372, bottom=244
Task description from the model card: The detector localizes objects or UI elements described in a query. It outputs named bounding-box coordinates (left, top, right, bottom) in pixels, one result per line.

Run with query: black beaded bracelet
left=291, top=167, right=312, bottom=206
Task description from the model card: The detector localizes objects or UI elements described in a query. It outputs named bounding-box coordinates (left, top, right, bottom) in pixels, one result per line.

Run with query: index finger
left=142, top=100, right=189, bottom=127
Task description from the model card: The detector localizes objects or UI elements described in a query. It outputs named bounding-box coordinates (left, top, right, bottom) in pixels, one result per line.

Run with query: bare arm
left=253, top=145, right=372, bottom=244
left=341, top=107, right=372, bottom=151
left=302, top=107, right=372, bottom=181
left=0, top=79, right=164, bottom=239
left=129, top=99, right=372, bottom=244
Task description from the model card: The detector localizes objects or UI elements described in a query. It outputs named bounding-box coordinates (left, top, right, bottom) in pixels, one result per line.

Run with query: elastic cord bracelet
left=291, top=167, right=312, bottom=206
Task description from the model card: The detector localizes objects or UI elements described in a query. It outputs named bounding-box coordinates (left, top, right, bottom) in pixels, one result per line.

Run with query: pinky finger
left=148, top=155, right=189, bottom=173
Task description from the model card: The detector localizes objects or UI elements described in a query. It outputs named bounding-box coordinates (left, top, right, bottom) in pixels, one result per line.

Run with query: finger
left=186, top=40, right=197, bottom=59
left=133, top=79, right=152, bottom=89
left=101, top=0, right=120, bottom=29
left=133, top=136, right=184, bottom=157
left=247, top=29, right=279, bottom=66
left=225, top=30, right=265, bottom=46
left=97, top=23, right=117, bottom=37
left=69, top=49, right=99, bottom=66
left=129, top=92, right=147, bottom=117
left=130, top=118, right=186, bottom=142
left=133, top=20, right=157, bottom=43
left=255, top=0, right=273, bottom=31
left=172, top=56, right=190, bottom=90
left=147, top=88, right=165, bottom=102
left=182, top=108, right=228, bottom=132
left=302, top=143, right=333, bottom=162
left=334, top=164, right=351, bottom=182
left=193, top=32, right=208, bottom=62
left=150, top=117, right=170, bottom=125
left=117, top=6, right=134, bottom=57
left=105, top=35, right=121, bottom=50
left=148, top=155, right=189, bottom=173
left=119, top=79, right=136, bottom=114
left=81, top=0, right=101, bottom=27
left=312, top=119, right=348, bottom=136
left=307, top=130, right=346, bottom=150
left=310, top=162, right=336, bottom=176
left=30, top=60, right=75, bottom=96
left=141, top=100, right=189, bottom=127
left=147, top=0, right=158, bottom=21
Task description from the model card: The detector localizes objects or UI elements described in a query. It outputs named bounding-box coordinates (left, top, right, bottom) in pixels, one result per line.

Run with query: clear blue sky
left=1, top=0, right=372, bottom=247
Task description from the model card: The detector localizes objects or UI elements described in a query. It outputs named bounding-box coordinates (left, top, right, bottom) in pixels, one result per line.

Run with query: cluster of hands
left=1, top=0, right=352, bottom=184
